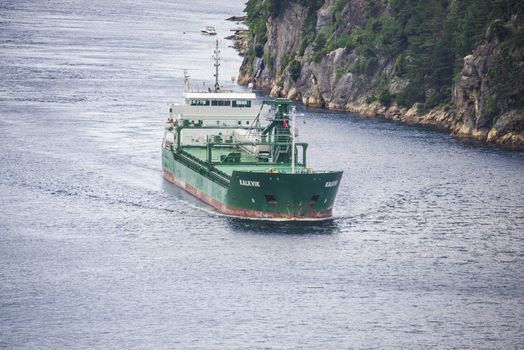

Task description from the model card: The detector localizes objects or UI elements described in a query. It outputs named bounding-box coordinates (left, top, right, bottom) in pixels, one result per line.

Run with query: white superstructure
left=168, top=89, right=270, bottom=146
left=166, top=40, right=271, bottom=147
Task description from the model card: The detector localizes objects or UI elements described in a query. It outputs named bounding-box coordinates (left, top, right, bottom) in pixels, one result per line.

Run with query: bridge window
left=211, top=100, right=231, bottom=106
left=190, top=99, right=210, bottom=106
left=232, top=100, right=251, bottom=108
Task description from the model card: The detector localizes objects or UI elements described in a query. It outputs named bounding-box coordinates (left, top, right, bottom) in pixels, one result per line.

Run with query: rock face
left=238, top=1, right=524, bottom=149
left=452, top=19, right=524, bottom=147
left=239, top=2, right=307, bottom=88
left=239, top=0, right=392, bottom=108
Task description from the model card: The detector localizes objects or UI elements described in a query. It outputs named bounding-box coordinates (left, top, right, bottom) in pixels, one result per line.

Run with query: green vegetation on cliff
left=245, top=0, right=324, bottom=69
left=244, top=0, right=524, bottom=112
left=387, top=0, right=524, bottom=109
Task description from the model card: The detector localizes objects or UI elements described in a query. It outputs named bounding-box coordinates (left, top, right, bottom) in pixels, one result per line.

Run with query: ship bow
left=224, top=170, right=343, bottom=219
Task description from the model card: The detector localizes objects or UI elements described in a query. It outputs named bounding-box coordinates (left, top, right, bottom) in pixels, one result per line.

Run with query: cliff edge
left=238, top=0, right=524, bottom=148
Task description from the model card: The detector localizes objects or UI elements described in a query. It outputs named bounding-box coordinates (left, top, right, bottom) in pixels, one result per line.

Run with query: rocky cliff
left=238, top=0, right=524, bottom=148
left=453, top=19, right=524, bottom=145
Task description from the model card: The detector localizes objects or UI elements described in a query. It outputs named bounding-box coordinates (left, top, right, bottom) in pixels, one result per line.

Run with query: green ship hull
left=162, top=148, right=342, bottom=219
left=162, top=91, right=343, bottom=220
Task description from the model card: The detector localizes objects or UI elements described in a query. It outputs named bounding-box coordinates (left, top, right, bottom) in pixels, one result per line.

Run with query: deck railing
left=173, top=149, right=230, bottom=188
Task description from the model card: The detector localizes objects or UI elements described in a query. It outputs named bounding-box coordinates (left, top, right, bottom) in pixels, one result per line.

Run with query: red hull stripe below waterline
left=163, top=170, right=332, bottom=219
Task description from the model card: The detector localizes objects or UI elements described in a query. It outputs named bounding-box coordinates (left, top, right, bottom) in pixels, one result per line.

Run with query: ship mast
left=213, top=40, right=221, bottom=91
left=291, top=106, right=296, bottom=174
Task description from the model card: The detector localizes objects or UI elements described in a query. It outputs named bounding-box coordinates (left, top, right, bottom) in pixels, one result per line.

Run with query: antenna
left=172, top=68, right=196, bottom=93
left=212, top=39, right=221, bottom=91
left=183, top=69, right=190, bottom=93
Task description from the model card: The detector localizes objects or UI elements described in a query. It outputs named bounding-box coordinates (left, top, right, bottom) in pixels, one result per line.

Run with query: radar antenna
left=183, top=69, right=190, bottom=93
left=172, top=68, right=195, bottom=93
left=212, top=40, right=221, bottom=91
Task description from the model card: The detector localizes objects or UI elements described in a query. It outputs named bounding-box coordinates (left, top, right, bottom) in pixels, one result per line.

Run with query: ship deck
left=182, top=146, right=305, bottom=176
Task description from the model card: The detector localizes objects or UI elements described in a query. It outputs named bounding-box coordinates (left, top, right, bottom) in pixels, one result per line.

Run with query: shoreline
left=224, top=16, right=248, bottom=56
left=248, top=86, right=524, bottom=151
left=237, top=80, right=524, bottom=151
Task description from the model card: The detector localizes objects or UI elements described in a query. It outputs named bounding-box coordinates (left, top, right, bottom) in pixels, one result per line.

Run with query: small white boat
left=201, top=26, right=217, bottom=35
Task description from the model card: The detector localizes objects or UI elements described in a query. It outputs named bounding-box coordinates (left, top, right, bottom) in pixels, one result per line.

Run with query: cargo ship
left=162, top=42, right=342, bottom=220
